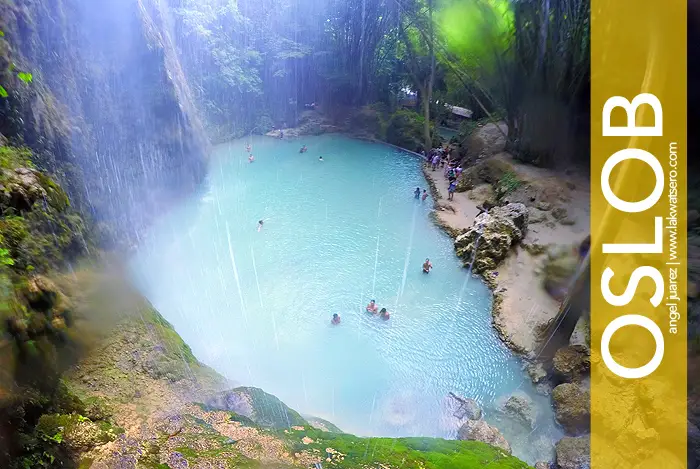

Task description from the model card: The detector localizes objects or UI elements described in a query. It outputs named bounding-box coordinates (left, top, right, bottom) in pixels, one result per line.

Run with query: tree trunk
left=424, top=0, right=436, bottom=151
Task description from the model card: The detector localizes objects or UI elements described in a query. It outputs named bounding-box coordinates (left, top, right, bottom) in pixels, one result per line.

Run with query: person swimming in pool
left=331, top=313, right=341, bottom=325
left=379, top=308, right=390, bottom=320
left=421, top=189, right=428, bottom=201
left=249, top=154, right=255, bottom=163
left=300, top=145, right=308, bottom=153
left=257, top=220, right=264, bottom=231
left=422, top=258, right=432, bottom=273
left=319, top=156, right=324, bottom=161
left=366, top=300, right=378, bottom=314
left=414, top=187, right=421, bottom=199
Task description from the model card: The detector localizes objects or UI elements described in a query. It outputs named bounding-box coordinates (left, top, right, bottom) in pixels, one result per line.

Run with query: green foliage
left=0, top=85, right=7, bottom=98
left=0, top=146, right=34, bottom=168
left=386, top=110, right=425, bottom=150
left=17, top=72, right=33, bottom=84
left=0, top=247, right=14, bottom=265
left=496, top=171, right=521, bottom=198
left=281, top=426, right=532, bottom=469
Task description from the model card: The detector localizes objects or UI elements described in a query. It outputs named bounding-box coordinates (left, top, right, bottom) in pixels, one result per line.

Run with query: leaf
left=17, top=72, right=33, bottom=84
left=0, top=30, right=4, bottom=37
left=0, top=86, right=7, bottom=98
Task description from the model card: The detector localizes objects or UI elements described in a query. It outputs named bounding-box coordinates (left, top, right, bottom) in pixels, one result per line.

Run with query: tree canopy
left=169, top=0, right=590, bottom=166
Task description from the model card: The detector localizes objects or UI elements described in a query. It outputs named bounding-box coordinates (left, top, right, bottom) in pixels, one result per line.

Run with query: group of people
left=331, top=299, right=391, bottom=326
left=423, top=146, right=450, bottom=171
left=421, top=147, right=462, bottom=200
left=414, top=187, right=429, bottom=201
left=365, top=300, right=391, bottom=320
left=330, top=300, right=390, bottom=325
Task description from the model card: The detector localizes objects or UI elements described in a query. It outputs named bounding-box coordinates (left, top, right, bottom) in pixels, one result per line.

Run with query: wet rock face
left=555, top=435, right=591, bottom=469
left=457, top=419, right=511, bottom=454
left=454, top=203, right=529, bottom=273
left=552, top=345, right=590, bottom=383
left=552, top=383, right=590, bottom=435
left=0, top=168, right=47, bottom=212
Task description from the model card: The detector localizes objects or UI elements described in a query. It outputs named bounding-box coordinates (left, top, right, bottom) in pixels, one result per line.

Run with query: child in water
left=331, top=313, right=341, bottom=325
left=414, top=187, right=421, bottom=199
left=379, top=308, right=390, bottom=320
left=422, top=258, right=433, bottom=273
left=319, top=156, right=324, bottom=161
left=366, top=300, right=378, bottom=314
left=249, top=154, right=255, bottom=163
left=421, top=189, right=428, bottom=201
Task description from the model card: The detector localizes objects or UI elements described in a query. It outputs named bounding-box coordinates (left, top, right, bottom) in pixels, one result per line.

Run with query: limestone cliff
left=0, top=0, right=209, bottom=243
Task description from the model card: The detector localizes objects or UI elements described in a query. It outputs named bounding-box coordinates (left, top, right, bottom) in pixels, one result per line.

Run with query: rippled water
left=130, top=134, right=562, bottom=463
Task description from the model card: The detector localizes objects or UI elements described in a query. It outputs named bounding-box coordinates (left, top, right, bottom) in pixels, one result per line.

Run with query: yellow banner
left=591, top=0, right=687, bottom=468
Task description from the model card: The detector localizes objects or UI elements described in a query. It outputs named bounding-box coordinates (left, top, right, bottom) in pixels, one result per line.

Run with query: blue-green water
left=130, top=134, right=560, bottom=463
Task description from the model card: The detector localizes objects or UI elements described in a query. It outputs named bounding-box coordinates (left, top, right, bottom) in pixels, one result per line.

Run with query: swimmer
left=257, top=219, right=264, bottom=231
left=366, top=300, right=378, bottom=314
left=422, top=258, right=432, bottom=273
left=246, top=143, right=251, bottom=152
left=319, top=156, right=324, bottom=162
left=379, top=308, right=390, bottom=320
left=249, top=154, right=255, bottom=163
left=414, top=187, right=421, bottom=199
left=421, top=189, right=428, bottom=201
left=331, top=313, right=341, bottom=325
left=300, top=145, right=308, bottom=153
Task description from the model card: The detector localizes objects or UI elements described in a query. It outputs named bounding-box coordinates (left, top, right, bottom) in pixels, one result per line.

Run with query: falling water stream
left=129, top=134, right=562, bottom=463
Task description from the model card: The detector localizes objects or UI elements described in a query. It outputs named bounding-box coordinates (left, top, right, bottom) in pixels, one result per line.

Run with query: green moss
left=36, top=413, right=123, bottom=450
left=0, top=146, right=34, bottom=169
left=281, top=426, right=532, bottom=469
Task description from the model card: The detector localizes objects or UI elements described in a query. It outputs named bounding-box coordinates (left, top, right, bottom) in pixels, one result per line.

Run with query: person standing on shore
left=448, top=180, right=457, bottom=200
left=431, top=154, right=440, bottom=171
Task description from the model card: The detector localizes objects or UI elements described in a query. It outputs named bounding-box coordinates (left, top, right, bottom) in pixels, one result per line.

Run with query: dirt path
left=424, top=152, right=590, bottom=356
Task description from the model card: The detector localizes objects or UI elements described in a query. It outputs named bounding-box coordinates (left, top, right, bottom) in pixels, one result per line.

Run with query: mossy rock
left=552, top=384, right=590, bottom=435
left=454, top=203, right=529, bottom=274
left=203, top=386, right=308, bottom=430
left=552, top=345, right=590, bottom=383
left=36, top=413, right=122, bottom=452
left=555, top=436, right=590, bottom=469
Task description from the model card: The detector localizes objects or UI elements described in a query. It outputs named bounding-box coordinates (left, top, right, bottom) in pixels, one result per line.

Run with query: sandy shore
left=423, top=153, right=590, bottom=356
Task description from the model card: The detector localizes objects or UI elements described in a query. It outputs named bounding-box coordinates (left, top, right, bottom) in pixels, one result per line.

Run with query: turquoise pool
left=130, top=134, right=560, bottom=463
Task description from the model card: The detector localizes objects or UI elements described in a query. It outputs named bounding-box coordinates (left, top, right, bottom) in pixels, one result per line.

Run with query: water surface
left=130, top=134, right=561, bottom=463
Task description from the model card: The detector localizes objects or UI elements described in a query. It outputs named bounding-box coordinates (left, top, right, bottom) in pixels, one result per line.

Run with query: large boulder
left=555, top=436, right=591, bottom=469
left=465, top=122, right=508, bottom=159
left=552, top=345, right=590, bottom=383
left=502, top=392, right=537, bottom=428
left=449, top=393, right=482, bottom=420
left=457, top=419, right=511, bottom=454
left=203, top=386, right=308, bottom=430
left=0, top=167, right=48, bottom=212
left=552, top=383, right=590, bottom=435
left=454, top=203, right=529, bottom=273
